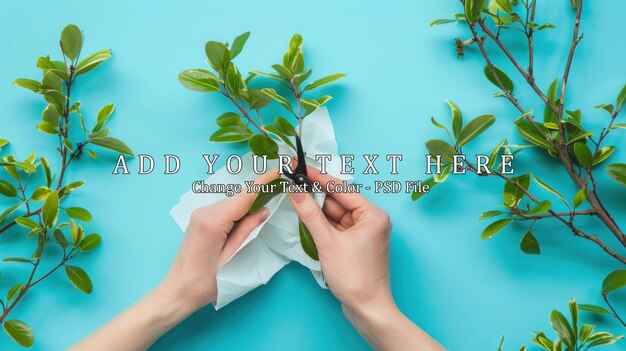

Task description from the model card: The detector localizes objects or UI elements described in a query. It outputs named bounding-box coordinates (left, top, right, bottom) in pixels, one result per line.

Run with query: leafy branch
left=423, top=0, right=626, bottom=336
left=0, top=24, right=132, bottom=348
left=179, top=32, right=344, bottom=260
left=498, top=298, right=623, bottom=351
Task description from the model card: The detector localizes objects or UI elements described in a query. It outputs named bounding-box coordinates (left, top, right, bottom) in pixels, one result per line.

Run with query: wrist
left=150, top=283, right=199, bottom=326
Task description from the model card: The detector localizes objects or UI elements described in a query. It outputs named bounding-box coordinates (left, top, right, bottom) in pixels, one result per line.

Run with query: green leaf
left=14, top=217, right=38, bottom=229
left=566, top=131, right=594, bottom=145
left=606, top=163, right=626, bottom=187
left=178, top=69, right=220, bottom=92
left=3, top=320, right=34, bottom=347
left=531, top=175, right=571, bottom=210
left=216, top=112, right=242, bottom=127
left=37, top=121, right=59, bottom=134
left=31, top=186, right=52, bottom=201
left=248, top=89, right=272, bottom=110
left=42, top=191, right=59, bottom=228
left=299, top=220, right=318, bottom=260
left=411, top=178, right=437, bottom=201
left=425, top=139, right=457, bottom=163
left=248, top=134, right=279, bottom=159
left=457, top=114, right=495, bottom=147
left=433, top=164, right=452, bottom=183
left=303, top=73, right=346, bottom=92
left=274, top=117, right=297, bottom=136
left=60, top=24, right=83, bottom=61
left=525, top=200, right=551, bottom=216
left=65, top=207, right=92, bottom=222
left=495, top=0, right=513, bottom=14
left=537, top=23, right=556, bottom=31
left=205, top=41, right=230, bottom=72
left=13, top=78, right=41, bottom=93
left=573, top=188, right=587, bottom=209
left=569, top=298, right=578, bottom=344
left=75, top=49, right=111, bottom=76
left=209, top=125, right=253, bottom=142
left=249, top=178, right=290, bottom=213
left=248, top=71, right=283, bottom=83
left=574, top=142, right=593, bottom=168
left=59, top=180, right=85, bottom=198
left=464, top=0, right=487, bottom=24
left=484, top=65, right=514, bottom=93
left=78, top=233, right=101, bottom=251
left=579, top=324, right=595, bottom=345
left=230, top=31, right=250, bottom=59
left=550, top=310, right=575, bottom=351
left=6, top=284, right=24, bottom=302
left=261, top=88, right=293, bottom=112
left=586, top=335, right=623, bottom=348
left=481, top=219, right=513, bottom=240
left=42, top=71, right=63, bottom=91
left=91, top=103, right=115, bottom=133
left=446, top=100, right=463, bottom=139
left=617, top=84, right=626, bottom=108
left=578, top=304, right=610, bottom=315
left=429, top=18, right=456, bottom=28
left=292, top=69, right=312, bottom=86
left=593, top=146, right=615, bottom=166
left=516, top=120, right=553, bottom=151
left=3, top=257, right=32, bottom=263
left=503, top=174, right=530, bottom=207
left=0, top=202, right=23, bottom=224
left=65, top=265, right=93, bottom=293
left=41, top=157, right=52, bottom=187
left=594, top=103, right=614, bottom=115
left=520, top=230, right=540, bottom=254
left=90, top=137, right=134, bottom=157
left=0, top=180, right=17, bottom=197
left=479, top=210, right=505, bottom=220
left=42, top=89, right=66, bottom=113
left=54, top=229, right=70, bottom=249
left=272, top=64, right=293, bottom=79
left=602, top=270, right=626, bottom=294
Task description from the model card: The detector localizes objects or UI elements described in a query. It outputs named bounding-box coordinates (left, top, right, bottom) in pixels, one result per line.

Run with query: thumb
left=288, top=192, right=331, bottom=242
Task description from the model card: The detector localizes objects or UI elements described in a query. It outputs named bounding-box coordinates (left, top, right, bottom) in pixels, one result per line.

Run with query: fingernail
left=258, top=207, right=270, bottom=223
left=291, top=192, right=305, bottom=204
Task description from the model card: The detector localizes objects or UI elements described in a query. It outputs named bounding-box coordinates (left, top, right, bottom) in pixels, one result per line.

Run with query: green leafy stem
left=0, top=24, right=132, bottom=347
left=179, top=32, right=345, bottom=260
left=423, top=0, right=626, bottom=331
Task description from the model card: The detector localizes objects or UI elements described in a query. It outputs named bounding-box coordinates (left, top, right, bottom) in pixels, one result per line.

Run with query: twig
left=603, top=293, right=626, bottom=327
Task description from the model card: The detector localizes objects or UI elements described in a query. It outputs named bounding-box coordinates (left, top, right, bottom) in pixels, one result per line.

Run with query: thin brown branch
left=603, top=293, right=626, bottom=327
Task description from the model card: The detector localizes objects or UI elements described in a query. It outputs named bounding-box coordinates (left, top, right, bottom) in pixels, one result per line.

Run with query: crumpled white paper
left=169, top=107, right=349, bottom=309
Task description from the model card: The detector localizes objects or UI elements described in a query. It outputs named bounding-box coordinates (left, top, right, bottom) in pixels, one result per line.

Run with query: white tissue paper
left=169, top=107, right=350, bottom=309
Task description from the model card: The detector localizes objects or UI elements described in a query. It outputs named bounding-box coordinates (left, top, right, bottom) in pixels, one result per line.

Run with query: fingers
left=219, top=208, right=271, bottom=266
left=288, top=192, right=332, bottom=242
left=214, top=168, right=281, bottom=222
left=323, top=196, right=355, bottom=228
left=305, top=166, right=371, bottom=211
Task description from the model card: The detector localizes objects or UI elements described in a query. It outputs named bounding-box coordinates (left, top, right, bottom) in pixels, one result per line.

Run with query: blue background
left=1, top=0, right=625, bottom=350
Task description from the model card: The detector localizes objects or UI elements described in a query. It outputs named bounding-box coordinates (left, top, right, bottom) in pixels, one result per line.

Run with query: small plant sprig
left=498, top=298, right=623, bottom=351
left=419, top=0, right=626, bottom=328
left=179, top=32, right=345, bottom=259
left=1, top=24, right=133, bottom=348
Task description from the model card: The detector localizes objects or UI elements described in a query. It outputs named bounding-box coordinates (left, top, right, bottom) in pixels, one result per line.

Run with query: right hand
left=287, top=168, right=394, bottom=312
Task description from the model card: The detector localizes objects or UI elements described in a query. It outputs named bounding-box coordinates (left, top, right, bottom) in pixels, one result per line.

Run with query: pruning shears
left=282, top=135, right=311, bottom=191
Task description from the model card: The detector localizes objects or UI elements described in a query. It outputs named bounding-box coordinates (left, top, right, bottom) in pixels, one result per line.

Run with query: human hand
left=288, top=169, right=445, bottom=351
left=288, top=168, right=394, bottom=313
left=156, top=170, right=278, bottom=313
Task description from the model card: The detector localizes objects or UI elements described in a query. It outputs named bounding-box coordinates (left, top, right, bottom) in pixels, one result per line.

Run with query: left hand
left=156, top=170, right=278, bottom=312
